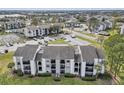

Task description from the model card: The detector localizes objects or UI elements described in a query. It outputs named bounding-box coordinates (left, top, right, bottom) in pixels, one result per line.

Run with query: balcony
left=85, top=72, right=93, bottom=76
left=23, top=65, right=31, bottom=70
left=23, top=61, right=30, bottom=65
left=86, top=67, right=93, bottom=72
left=86, top=63, right=94, bottom=66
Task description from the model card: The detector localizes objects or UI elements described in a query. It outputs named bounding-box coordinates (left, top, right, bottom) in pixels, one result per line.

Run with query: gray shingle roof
left=96, top=48, right=104, bottom=59
left=14, top=45, right=39, bottom=61
left=80, top=46, right=104, bottom=63
left=41, top=46, right=75, bottom=59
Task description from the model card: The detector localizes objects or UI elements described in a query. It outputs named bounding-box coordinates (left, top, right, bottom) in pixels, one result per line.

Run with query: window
left=60, top=60, right=65, bottom=64
left=67, top=60, right=70, bottom=63
left=39, top=67, right=42, bottom=71
left=17, top=62, right=20, bottom=65
left=24, top=66, right=30, bottom=70
left=23, top=61, right=30, bottom=64
left=74, top=63, right=78, bottom=67
left=60, top=70, right=65, bottom=74
left=51, top=70, right=56, bottom=74
left=60, top=64, right=65, bottom=69
left=46, top=64, right=49, bottom=68
left=74, top=68, right=78, bottom=72
left=51, top=59, right=55, bottom=64
left=46, top=60, right=49, bottom=63
left=51, top=65, right=56, bottom=69
left=38, top=61, right=42, bottom=65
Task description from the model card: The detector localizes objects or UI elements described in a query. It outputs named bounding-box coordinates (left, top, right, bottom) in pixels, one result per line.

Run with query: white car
left=0, top=49, right=5, bottom=54
left=65, top=39, right=70, bottom=42
left=71, top=34, right=76, bottom=38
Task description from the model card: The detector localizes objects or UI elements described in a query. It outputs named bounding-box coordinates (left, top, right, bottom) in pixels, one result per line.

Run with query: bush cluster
left=37, top=73, right=51, bottom=77
left=64, top=73, right=76, bottom=78
left=82, top=76, right=96, bottom=81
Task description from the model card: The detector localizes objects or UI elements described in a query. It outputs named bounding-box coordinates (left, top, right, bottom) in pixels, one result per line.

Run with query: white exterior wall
left=42, top=59, right=46, bottom=73
left=30, top=60, right=36, bottom=75
left=45, top=59, right=51, bottom=73
left=70, top=59, right=74, bottom=74
left=121, top=26, right=124, bottom=35
left=13, top=56, right=23, bottom=72
left=24, top=28, right=35, bottom=37
left=65, top=59, right=72, bottom=73
left=101, top=65, right=105, bottom=74
left=13, top=56, right=18, bottom=70
left=56, top=59, right=60, bottom=74
left=81, top=62, right=86, bottom=77
left=93, top=58, right=98, bottom=75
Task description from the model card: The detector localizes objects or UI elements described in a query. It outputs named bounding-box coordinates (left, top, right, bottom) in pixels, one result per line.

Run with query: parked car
left=71, top=34, right=76, bottom=38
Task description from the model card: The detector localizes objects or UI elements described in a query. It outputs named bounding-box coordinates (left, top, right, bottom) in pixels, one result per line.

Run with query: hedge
left=7, top=63, right=15, bottom=68
left=37, top=73, right=51, bottom=77
left=53, top=77, right=61, bottom=81
left=64, top=73, right=76, bottom=78
left=82, top=76, right=96, bottom=81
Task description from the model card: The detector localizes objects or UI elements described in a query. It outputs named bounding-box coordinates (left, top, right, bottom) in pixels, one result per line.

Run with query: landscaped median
left=48, top=39, right=68, bottom=44
left=77, top=31, right=97, bottom=38
left=76, top=35, right=101, bottom=47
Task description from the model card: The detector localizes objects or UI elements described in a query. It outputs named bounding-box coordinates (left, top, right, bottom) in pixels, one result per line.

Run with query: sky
left=0, top=0, right=123, bottom=8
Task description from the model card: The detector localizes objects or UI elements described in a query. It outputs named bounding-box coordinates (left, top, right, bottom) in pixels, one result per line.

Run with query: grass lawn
left=108, top=29, right=119, bottom=36
left=119, top=72, right=124, bottom=85
left=0, top=74, right=112, bottom=85
left=77, top=31, right=97, bottom=38
left=48, top=39, right=68, bottom=44
left=0, top=52, right=14, bottom=74
left=76, top=36, right=101, bottom=47
left=0, top=32, right=9, bottom=35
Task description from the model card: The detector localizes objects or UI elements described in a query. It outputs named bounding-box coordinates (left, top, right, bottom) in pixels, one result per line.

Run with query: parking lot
left=0, top=33, right=91, bottom=54
left=0, top=34, right=21, bottom=46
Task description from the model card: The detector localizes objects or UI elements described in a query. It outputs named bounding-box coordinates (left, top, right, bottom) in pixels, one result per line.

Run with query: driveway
left=63, top=28, right=97, bottom=40
left=63, top=35, right=90, bottom=45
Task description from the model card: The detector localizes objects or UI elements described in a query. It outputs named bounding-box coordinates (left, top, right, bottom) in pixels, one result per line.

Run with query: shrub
left=12, top=69, right=18, bottom=74
left=98, top=72, right=112, bottom=80
left=17, top=69, right=23, bottom=76
left=28, top=75, right=34, bottom=78
left=4, top=50, right=8, bottom=53
left=37, top=73, right=51, bottom=77
left=82, top=76, right=96, bottom=81
left=53, top=77, right=61, bottom=81
left=64, top=73, right=76, bottom=78
left=7, top=63, right=15, bottom=68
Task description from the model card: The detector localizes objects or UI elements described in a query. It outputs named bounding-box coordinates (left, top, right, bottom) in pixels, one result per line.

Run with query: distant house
left=93, top=20, right=113, bottom=33
left=23, top=24, right=61, bottom=38
left=23, top=25, right=50, bottom=38
left=0, top=20, right=26, bottom=32
left=13, top=45, right=105, bottom=77
left=120, top=25, right=124, bottom=35
left=64, top=18, right=83, bottom=30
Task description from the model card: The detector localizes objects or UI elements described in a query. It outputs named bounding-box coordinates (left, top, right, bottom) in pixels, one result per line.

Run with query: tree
left=95, top=64, right=102, bottom=78
left=77, top=17, right=86, bottom=22
left=31, top=18, right=38, bottom=26
left=112, top=43, right=124, bottom=77
left=104, top=34, right=124, bottom=78
left=88, top=17, right=99, bottom=32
